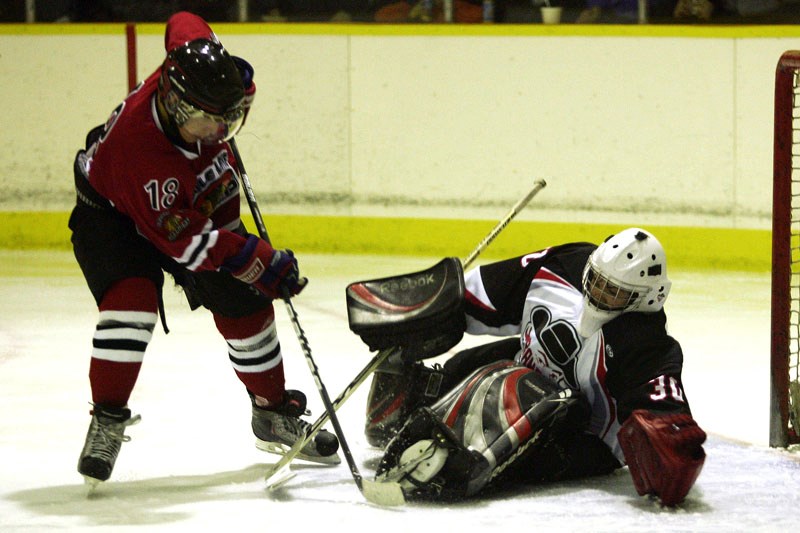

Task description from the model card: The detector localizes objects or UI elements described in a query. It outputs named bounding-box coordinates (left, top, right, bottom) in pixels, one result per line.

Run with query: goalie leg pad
left=375, top=406, right=492, bottom=501
left=618, top=409, right=707, bottom=507
left=364, top=356, right=448, bottom=448
left=376, top=361, right=589, bottom=500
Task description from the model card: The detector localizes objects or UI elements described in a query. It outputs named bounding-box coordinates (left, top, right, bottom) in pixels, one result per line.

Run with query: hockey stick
left=281, top=298, right=405, bottom=505
left=263, top=179, right=548, bottom=495
left=264, top=346, right=400, bottom=489
left=230, top=139, right=271, bottom=244
left=230, top=139, right=404, bottom=506
left=462, top=179, right=547, bottom=268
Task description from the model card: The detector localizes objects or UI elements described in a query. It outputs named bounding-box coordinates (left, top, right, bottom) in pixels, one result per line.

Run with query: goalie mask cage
left=771, top=50, right=800, bottom=447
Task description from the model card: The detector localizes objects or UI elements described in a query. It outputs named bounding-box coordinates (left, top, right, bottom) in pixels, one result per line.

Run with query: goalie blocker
left=374, top=360, right=589, bottom=500
left=346, top=257, right=466, bottom=361
left=618, top=409, right=707, bottom=506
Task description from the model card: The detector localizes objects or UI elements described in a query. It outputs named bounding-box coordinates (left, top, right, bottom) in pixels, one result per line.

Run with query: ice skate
left=78, top=404, right=141, bottom=486
left=252, top=390, right=340, bottom=465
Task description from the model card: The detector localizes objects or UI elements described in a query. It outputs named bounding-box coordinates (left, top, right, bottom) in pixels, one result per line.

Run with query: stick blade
left=266, top=466, right=297, bottom=491
left=362, top=479, right=406, bottom=506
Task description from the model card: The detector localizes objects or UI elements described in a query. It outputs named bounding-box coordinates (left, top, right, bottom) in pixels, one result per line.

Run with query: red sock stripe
left=90, top=359, right=142, bottom=407
left=235, top=360, right=286, bottom=405
left=99, top=277, right=158, bottom=312
left=214, top=306, right=275, bottom=338
left=216, top=307, right=284, bottom=404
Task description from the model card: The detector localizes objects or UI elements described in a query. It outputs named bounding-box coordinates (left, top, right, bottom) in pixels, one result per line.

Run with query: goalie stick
left=462, top=179, right=547, bottom=268
left=231, top=139, right=404, bottom=506
left=262, top=179, right=548, bottom=501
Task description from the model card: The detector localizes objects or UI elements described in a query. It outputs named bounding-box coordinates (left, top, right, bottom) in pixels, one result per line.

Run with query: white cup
left=541, top=6, right=562, bottom=24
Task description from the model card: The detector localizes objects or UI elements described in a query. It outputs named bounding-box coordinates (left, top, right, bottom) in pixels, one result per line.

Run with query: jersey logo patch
left=157, top=212, right=190, bottom=242
left=193, top=150, right=238, bottom=207
left=520, top=305, right=581, bottom=390
left=197, top=170, right=238, bottom=217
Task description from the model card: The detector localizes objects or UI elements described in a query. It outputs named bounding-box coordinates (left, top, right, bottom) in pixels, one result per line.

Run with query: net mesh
left=789, top=68, right=800, bottom=438
left=772, top=52, right=800, bottom=447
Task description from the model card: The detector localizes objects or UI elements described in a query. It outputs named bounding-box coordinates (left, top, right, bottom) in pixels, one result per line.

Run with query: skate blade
left=255, top=439, right=341, bottom=465
left=82, top=475, right=102, bottom=494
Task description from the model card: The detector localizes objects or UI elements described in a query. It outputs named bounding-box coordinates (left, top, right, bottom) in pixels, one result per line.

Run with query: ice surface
left=1, top=250, right=798, bottom=532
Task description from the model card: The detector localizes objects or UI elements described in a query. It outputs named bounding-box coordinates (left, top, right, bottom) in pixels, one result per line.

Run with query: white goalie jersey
left=462, top=242, right=691, bottom=464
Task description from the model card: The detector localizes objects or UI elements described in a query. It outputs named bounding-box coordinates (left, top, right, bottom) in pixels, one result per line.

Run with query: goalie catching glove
left=223, top=234, right=307, bottom=299
left=618, top=409, right=706, bottom=506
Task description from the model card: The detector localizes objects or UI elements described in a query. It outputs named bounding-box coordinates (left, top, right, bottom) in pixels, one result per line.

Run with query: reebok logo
left=379, top=273, right=436, bottom=294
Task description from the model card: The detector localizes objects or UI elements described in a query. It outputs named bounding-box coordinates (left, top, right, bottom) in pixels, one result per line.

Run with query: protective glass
left=582, top=265, right=643, bottom=312
left=176, top=100, right=244, bottom=144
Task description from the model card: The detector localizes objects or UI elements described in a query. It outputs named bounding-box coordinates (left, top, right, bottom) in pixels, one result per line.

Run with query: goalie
left=353, top=228, right=707, bottom=506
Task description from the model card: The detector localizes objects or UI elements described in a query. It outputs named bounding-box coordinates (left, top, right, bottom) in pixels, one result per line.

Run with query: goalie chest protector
left=346, top=257, right=466, bottom=359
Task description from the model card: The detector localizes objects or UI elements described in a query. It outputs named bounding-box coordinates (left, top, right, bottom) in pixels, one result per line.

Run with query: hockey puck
left=314, top=430, right=340, bottom=457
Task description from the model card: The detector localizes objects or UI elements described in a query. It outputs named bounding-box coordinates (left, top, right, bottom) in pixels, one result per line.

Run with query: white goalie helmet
left=577, top=228, right=672, bottom=337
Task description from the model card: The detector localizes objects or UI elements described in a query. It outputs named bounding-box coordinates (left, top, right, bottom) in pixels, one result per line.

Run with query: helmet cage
left=582, top=262, right=647, bottom=313
left=576, top=228, right=671, bottom=337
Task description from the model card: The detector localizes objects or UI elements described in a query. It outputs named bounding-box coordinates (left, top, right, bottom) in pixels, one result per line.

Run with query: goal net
left=771, top=50, right=800, bottom=447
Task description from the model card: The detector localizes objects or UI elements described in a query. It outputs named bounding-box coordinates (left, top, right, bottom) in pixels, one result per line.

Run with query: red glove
left=618, top=409, right=707, bottom=506
left=223, top=235, right=307, bottom=299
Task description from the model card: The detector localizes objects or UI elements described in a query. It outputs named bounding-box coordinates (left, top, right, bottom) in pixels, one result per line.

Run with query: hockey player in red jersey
left=70, top=11, right=339, bottom=486
left=365, top=228, right=706, bottom=506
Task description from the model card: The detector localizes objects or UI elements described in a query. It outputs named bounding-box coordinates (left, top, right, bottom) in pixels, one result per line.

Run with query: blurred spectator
left=5, top=0, right=798, bottom=23
left=672, top=0, right=714, bottom=20
left=0, top=1, right=25, bottom=22
left=251, top=0, right=373, bottom=21
left=724, top=0, right=781, bottom=16
left=373, top=0, right=484, bottom=22
left=71, top=0, right=183, bottom=21
left=671, top=0, right=786, bottom=22
left=180, top=0, right=238, bottom=20
left=70, top=1, right=238, bottom=22
left=36, top=0, right=72, bottom=21
left=576, top=0, right=674, bottom=23
left=2, top=0, right=75, bottom=21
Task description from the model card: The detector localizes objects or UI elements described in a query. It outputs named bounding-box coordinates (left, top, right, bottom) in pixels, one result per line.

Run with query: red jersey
left=81, top=12, right=247, bottom=272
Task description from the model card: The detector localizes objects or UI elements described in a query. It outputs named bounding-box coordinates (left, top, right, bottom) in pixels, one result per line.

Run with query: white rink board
left=1, top=28, right=796, bottom=228
left=349, top=36, right=736, bottom=215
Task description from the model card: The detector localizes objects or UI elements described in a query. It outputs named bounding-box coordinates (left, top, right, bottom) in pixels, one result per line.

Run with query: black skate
left=78, top=404, right=141, bottom=486
left=365, top=355, right=447, bottom=448
left=252, top=390, right=341, bottom=465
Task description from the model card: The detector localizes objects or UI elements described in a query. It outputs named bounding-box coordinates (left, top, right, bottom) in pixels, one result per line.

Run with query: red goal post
left=771, top=50, right=800, bottom=447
